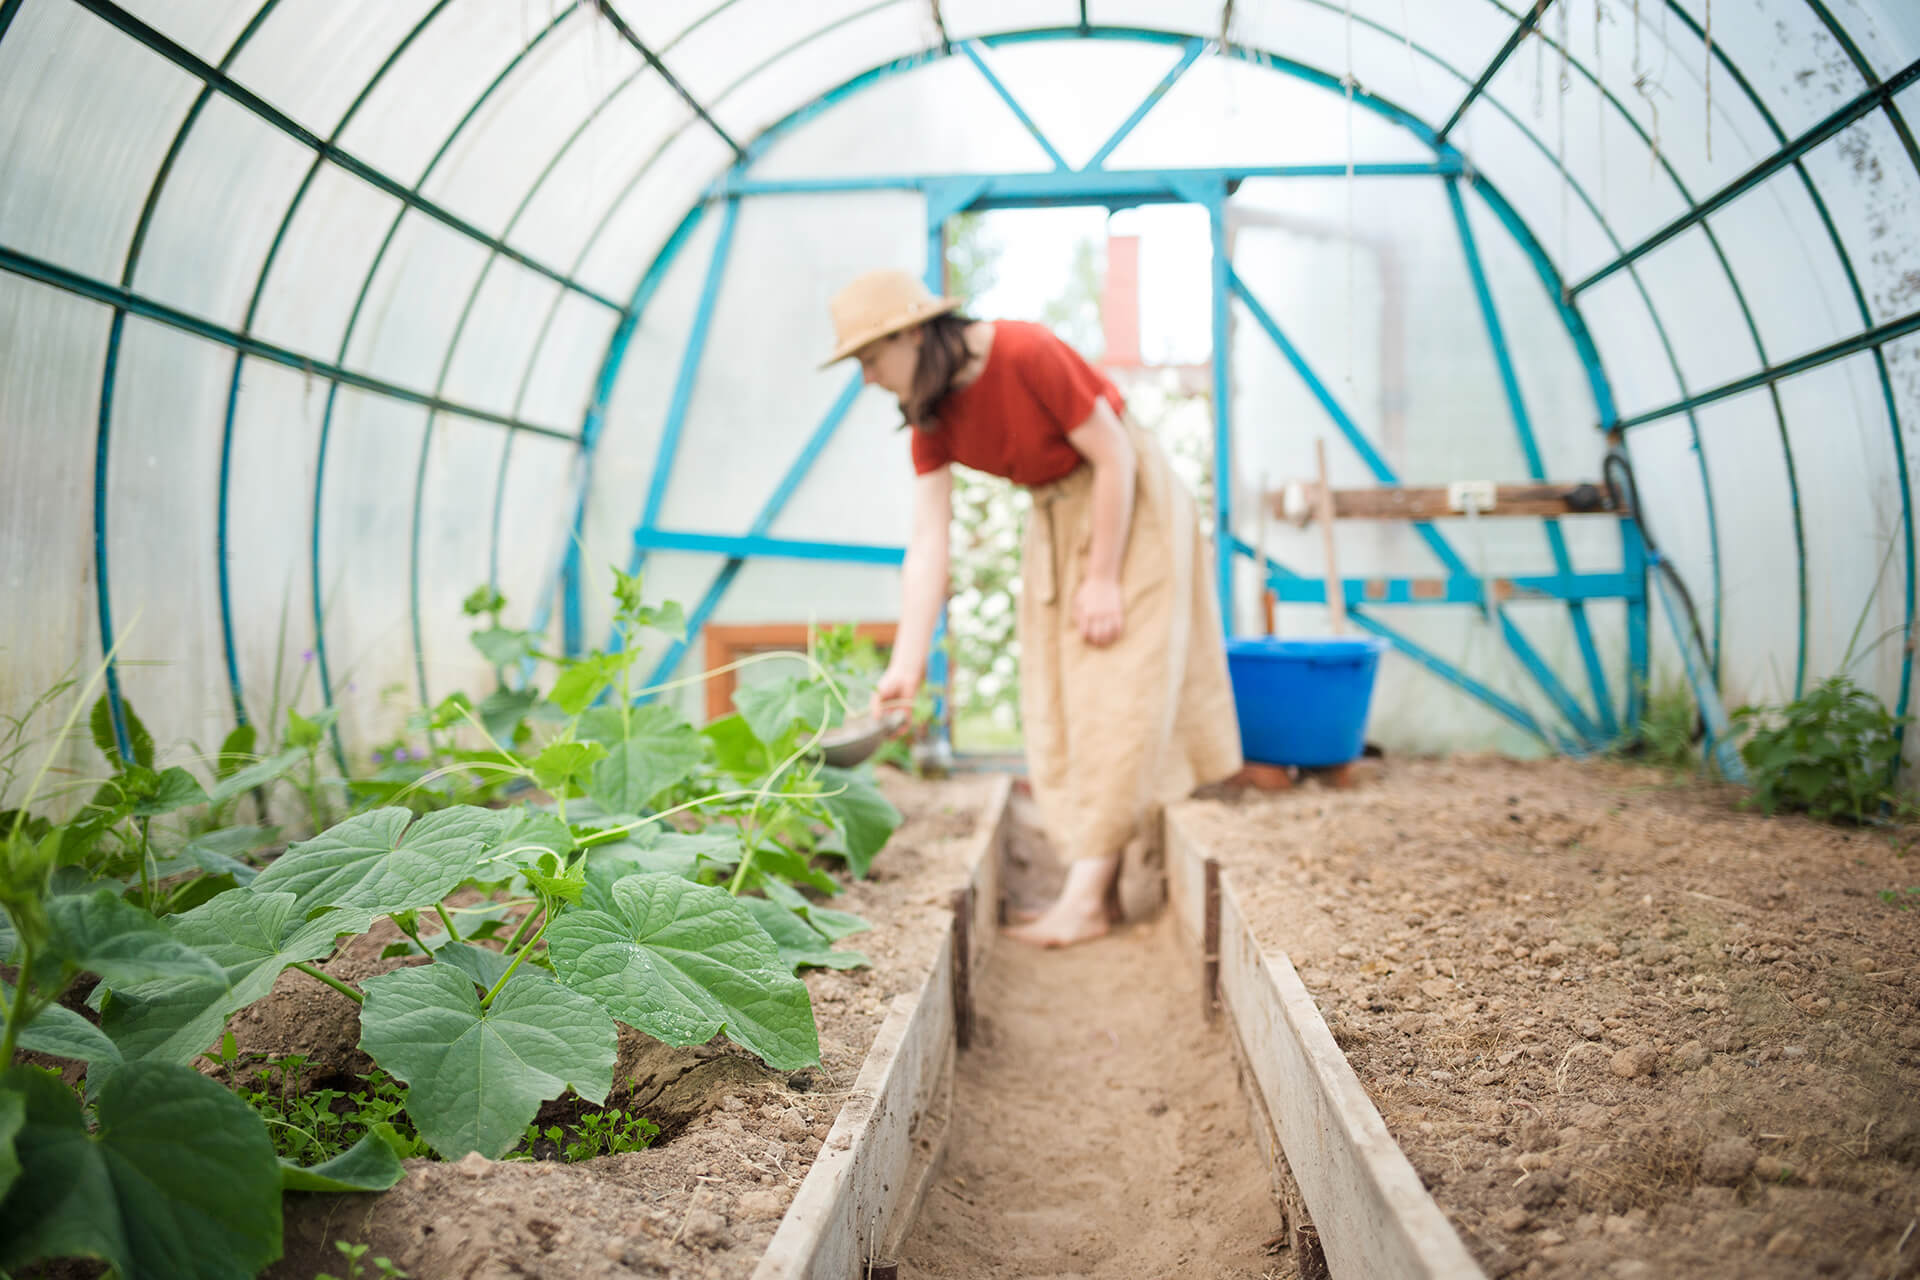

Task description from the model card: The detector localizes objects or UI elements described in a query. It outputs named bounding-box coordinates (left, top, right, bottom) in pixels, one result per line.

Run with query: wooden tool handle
left=1314, top=439, right=1346, bottom=636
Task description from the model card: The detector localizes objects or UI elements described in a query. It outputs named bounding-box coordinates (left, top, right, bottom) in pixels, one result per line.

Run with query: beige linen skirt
left=1016, top=417, right=1243, bottom=866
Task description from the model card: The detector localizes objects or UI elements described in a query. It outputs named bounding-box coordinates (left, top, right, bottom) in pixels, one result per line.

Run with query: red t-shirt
left=909, top=320, right=1125, bottom=486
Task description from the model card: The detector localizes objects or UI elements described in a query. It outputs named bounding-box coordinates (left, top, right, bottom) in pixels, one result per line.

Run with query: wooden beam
left=1269, top=483, right=1619, bottom=522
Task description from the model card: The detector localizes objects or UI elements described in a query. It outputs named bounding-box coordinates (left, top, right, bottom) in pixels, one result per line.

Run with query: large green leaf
left=549, top=654, right=623, bottom=717
left=703, top=713, right=770, bottom=779
left=207, top=748, right=305, bottom=810
left=278, top=1127, right=407, bottom=1193
left=759, top=878, right=871, bottom=941
left=470, top=625, right=540, bottom=669
left=585, top=706, right=703, bottom=814
left=815, top=767, right=901, bottom=878
left=129, top=767, right=210, bottom=818
left=0, top=982, right=122, bottom=1068
left=0, top=1062, right=281, bottom=1280
left=478, top=688, right=540, bottom=742
left=101, top=892, right=366, bottom=1065
left=435, top=942, right=513, bottom=993
left=251, top=806, right=507, bottom=917
left=358, top=964, right=615, bottom=1160
left=0, top=1089, right=20, bottom=1203
left=739, top=897, right=869, bottom=973
left=735, top=676, right=832, bottom=746
left=582, top=832, right=740, bottom=894
left=546, top=873, right=819, bottom=1070
left=40, top=892, right=225, bottom=990
left=90, top=695, right=154, bottom=770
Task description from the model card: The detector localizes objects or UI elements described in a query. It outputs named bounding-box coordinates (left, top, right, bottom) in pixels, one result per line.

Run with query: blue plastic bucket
left=1225, top=635, right=1388, bottom=767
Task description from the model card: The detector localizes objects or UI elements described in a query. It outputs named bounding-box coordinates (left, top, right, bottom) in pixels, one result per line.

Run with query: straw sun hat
left=821, top=269, right=964, bottom=368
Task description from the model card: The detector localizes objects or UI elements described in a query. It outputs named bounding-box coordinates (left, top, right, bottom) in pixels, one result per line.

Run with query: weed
left=226, top=1051, right=429, bottom=1165
left=1731, top=675, right=1913, bottom=824
left=516, top=1107, right=661, bottom=1162
left=1877, top=886, right=1920, bottom=911
left=1627, top=676, right=1699, bottom=773
left=316, top=1239, right=408, bottom=1280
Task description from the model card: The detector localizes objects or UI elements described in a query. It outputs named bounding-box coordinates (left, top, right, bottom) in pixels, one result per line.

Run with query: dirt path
left=899, top=892, right=1287, bottom=1277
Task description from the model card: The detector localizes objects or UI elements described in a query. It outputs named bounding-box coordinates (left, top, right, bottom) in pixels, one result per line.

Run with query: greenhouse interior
left=2, top=1, right=1919, bottom=1278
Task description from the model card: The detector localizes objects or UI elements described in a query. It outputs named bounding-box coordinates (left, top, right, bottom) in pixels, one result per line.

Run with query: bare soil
left=1175, top=754, right=1920, bottom=1280
left=262, top=772, right=998, bottom=1280
left=899, top=792, right=1288, bottom=1279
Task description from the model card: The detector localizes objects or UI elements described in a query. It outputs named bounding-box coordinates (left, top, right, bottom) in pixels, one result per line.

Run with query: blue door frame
left=582, top=33, right=1648, bottom=752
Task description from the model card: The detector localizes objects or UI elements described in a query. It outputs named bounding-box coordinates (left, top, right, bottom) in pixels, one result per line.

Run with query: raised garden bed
left=1172, top=755, right=1920, bottom=1280
left=262, top=771, right=1007, bottom=1279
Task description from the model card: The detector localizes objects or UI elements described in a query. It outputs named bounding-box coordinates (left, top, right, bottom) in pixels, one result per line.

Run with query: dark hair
left=902, top=311, right=974, bottom=431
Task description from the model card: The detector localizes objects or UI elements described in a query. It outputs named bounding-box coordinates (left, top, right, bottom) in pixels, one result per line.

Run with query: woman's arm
left=875, top=464, right=953, bottom=707
left=1065, top=398, right=1136, bottom=647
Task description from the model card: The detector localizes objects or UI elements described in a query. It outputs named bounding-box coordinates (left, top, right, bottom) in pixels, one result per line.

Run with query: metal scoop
left=814, top=710, right=909, bottom=768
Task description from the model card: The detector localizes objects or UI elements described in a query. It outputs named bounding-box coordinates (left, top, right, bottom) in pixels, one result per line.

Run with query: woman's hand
left=1073, top=576, right=1125, bottom=647
left=871, top=663, right=922, bottom=718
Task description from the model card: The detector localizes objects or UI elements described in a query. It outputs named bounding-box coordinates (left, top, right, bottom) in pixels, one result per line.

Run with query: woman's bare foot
left=1002, top=853, right=1120, bottom=948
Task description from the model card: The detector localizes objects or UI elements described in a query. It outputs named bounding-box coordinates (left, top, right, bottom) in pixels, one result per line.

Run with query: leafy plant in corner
left=1731, top=675, right=1913, bottom=824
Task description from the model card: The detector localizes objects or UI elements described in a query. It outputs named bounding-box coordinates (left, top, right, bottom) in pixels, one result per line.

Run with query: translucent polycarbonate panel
left=507, top=75, right=694, bottom=271
left=1800, top=110, right=1920, bottom=327
left=0, top=277, right=108, bottom=729
left=612, top=0, right=723, bottom=49
left=1620, top=412, right=1719, bottom=655
left=440, top=261, right=568, bottom=424
left=708, top=4, right=942, bottom=142
left=1455, top=197, right=1604, bottom=461
left=1523, top=0, right=1802, bottom=204
left=1631, top=226, right=1762, bottom=391
left=223, top=358, right=327, bottom=732
left=576, top=129, right=736, bottom=300
left=113, top=0, right=263, bottom=64
left=315, top=390, right=430, bottom=754
left=1577, top=270, right=1684, bottom=420
left=1705, top=165, right=1866, bottom=364
left=1227, top=0, right=1517, bottom=135
left=1453, top=99, right=1619, bottom=281
left=251, top=164, right=403, bottom=359
left=493, top=431, right=580, bottom=643
left=1839, top=0, right=1920, bottom=80
left=0, top=0, right=199, bottom=281
left=655, top=197, right=919, bottom=541
left=229, top=0, right=441, bottom=139
left=414, top=417, right=512, bottom=706
left=420, top=10, right=645, bottom=237
left=343, top=211, right=492, bottom=391
left=1668, top=0, right=1870, bottom=138
left=1499, top=597, right=1625, bottom=732
left=1085, top=0, right=1212, bottom=39
left=103, top=319, right=237, bottom=756
left=767, top=371, right=917, bottom=546
left=579, top=215, right=726, bottom=649
left=1103, top=52, right=1434, bottom=170
left=748, top=53, right=1057, bottom=178
left=940, top=0, right=1079, bottom=40
left=336, top=3, right=550, bottom=189
left=1478, top=20, right=1696, bottom=253
left=713, top=557, right=900, bottom=628
left=668, top=0, right=912, bottom=109
left=519, top=292, right=621, bottom=434
left=133, top=94, right=313, bottom=329
left=1689, top=388, right=1801, bottom=707
left=1230, top=175, right=1563, bottom=596
left=1777, top=352, right=1907, bottom=698
left=966, top=39, right=1207, bottom=170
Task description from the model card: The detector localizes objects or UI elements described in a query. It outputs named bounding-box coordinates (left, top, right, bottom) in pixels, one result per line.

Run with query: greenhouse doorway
left=938, top=203, right=1217, bottom=758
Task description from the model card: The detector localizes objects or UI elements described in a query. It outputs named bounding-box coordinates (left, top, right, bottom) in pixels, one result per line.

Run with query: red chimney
left=1102, top=234, right=1141, bottom=369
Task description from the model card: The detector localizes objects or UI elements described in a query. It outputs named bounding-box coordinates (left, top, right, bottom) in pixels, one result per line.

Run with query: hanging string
left=1534, top=7, right=1546, bottom=119
left=1597, top=0, right=1607, bottom=215
left=1632, top=0, right=1641, bottom=77
left=1557, top=3, right=1571, bottom=271
left=1704, top=0, right=1714, bottom=163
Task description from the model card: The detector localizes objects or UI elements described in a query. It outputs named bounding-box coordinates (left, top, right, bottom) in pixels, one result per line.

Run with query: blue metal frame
left=563, top=23, right=1647, bottom=748
left=1446, top=177, right=1616, bottom=736
left=13, top=8, right=1911, bottom=767
left=960, top=40, right=1071, bottom=171
left=1084, top=37, right=1205, bottom=171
